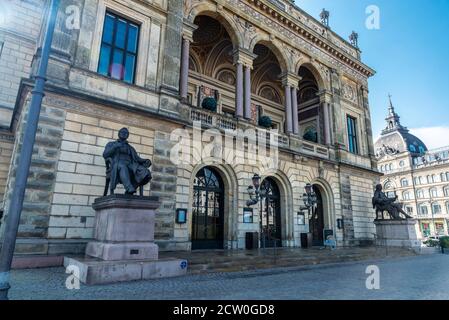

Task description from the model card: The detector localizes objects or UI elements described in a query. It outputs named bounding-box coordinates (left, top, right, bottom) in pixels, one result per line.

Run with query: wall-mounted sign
left=297, top=212, right=305, bottom=225
left=337, top=218, right=344, bottom=229
left=176, top=208, right=187, bottom=224
left=243, top=207, right=253, bottom=223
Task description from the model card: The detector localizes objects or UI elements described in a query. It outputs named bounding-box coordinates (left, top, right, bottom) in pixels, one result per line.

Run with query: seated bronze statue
left=103, top=127, right=152, bottom=196
left=372, top=184, right=412, bottom=220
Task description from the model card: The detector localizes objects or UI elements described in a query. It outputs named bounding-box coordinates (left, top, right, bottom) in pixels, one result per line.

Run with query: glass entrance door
left=192, top=167, right=224, bottom=250
left=260, top=178, right=282, bottom=248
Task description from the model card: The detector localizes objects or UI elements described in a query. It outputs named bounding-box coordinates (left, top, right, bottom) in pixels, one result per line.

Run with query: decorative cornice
left=242, top=0, right=375, bottom=77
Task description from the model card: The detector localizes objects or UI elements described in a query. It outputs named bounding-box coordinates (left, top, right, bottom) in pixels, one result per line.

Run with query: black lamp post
left=0, top=0, right=60, bottom=300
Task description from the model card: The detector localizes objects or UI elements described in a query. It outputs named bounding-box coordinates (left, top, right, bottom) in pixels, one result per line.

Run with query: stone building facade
left=375, top=98, right=449, bottom=238
left=0, top=0, right=379, bottom=256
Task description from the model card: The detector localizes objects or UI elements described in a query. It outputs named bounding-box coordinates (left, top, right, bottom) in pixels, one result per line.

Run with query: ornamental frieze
left=223, top=0, right=369, bottom=82
left=233, top=15, right=258, bottom=47
left=184, top=0, right=370, bottom=83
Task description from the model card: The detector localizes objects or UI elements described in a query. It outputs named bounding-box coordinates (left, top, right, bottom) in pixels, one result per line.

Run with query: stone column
left=179, top=38, right=190, bottom=100
left=235, top=63, right=244, bottom=118
left=319, top=90, right=333, bottom=146
left=323, top=102, right=331, bottom=145
left=284, top=85, right=293, bottom=134
left=244, top=65, right=252, bottom=120
left=291, top=86, right=299, bottom=135
left=161, top=0, right=184, bottom=93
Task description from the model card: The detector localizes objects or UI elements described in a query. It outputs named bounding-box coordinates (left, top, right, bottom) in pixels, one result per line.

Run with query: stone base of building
left=65, top=194, right=188, bottom=284
left=64, top=256, right=187, bottom=285
left=374, top=219, right=421, bottom=250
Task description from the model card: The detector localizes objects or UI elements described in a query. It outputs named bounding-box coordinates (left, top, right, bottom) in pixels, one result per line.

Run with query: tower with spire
left=375, top=94, right=427, bottom=157
left=381, top=94, right=408, bottom=135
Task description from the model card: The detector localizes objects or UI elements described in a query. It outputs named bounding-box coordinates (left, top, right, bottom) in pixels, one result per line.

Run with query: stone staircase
left=160, top=246, right=417, bottom=274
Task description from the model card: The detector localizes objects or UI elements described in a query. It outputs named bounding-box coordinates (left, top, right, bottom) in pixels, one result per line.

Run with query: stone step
left=185, top=248, right=417, bottom=274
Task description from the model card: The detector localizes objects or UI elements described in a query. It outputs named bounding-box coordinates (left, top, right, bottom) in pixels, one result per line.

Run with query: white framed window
left=444, top=186, right=449, bottom=197
left=401, top=178, right=408, bottom=187
left=403, top=191, right=411, bottom=200
left=432, top=203, right=442, bottom=215
left=89, top=0, right=159, bottom=87
left=418, top=204, right=428, bottom=216
left=416, top=189, right=424, bottom=199
left=430, top=188, right=438, bottom=198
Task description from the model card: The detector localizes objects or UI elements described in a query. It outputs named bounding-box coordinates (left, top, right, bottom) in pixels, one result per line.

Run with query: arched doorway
left=192, top=167, right=225, bottom=250
left=311, top=185, right=325, bottom=246
left=260, top=177, right=282, bottom=248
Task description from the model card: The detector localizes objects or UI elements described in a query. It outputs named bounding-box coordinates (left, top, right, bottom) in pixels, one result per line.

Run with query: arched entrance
left=311, top=185, right=325, bottom=246
left=260, top=177, right=282, bottom=248
left=192, top=167, right=225, bottom=250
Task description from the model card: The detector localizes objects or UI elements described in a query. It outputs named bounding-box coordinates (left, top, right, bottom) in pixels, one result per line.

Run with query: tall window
left=416, top=189, right=424, bottom=199
left=347, top=116, right=358, bottom=154
left=444, top=187, right=449, bottom=197
left=401, top=178, right=408, bottom=187
left=402, top=191, right=411, bottom=200
left=98, top=12, right=139, bottom=84
left=418, top=204, right=428, bottom=216
left=430, top=188, right=438, bottom=198
left=432, top=203, right=442, bottom=215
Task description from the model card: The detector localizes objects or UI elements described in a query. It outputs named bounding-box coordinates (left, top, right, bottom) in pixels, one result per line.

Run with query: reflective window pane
left=98, top=45, right=111, bottom=76
left=102, top=14, right=115, bottom=44
left=115, top=19, right=127, bottom=49
left=127, top=24, right=138, bottom=53
left=124, top=54, right=135, bottom=83
left=111, top=50, right=124, bottom=80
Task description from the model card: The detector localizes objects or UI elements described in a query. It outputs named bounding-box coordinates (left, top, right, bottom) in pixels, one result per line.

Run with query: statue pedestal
left=64, top=195, right=187, bottom=285
left=374, top=219, right=421, bottom=250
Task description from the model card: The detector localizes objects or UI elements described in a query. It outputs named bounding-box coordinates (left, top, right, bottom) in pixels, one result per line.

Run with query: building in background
left=0, top=0, right=378, bottom=257
left=375, top=98, right=449, bottom=238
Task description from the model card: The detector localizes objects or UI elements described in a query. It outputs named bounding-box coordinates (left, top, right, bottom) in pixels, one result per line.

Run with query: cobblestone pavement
left=8, top=254, right=449, bottom=300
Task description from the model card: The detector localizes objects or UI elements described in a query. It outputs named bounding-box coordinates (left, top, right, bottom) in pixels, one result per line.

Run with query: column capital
left=232, top=48, right=257, bottom=68
left=317, top=89, right=333, bottom=103
left=281, top=72, right=301, bottom=88
left=182, top=19, right=198, bottom=42
left=360, top=85, right=369, bottom=93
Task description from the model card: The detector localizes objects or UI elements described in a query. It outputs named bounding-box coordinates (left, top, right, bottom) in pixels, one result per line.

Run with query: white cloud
left=409, top=127, right=449, bottom=150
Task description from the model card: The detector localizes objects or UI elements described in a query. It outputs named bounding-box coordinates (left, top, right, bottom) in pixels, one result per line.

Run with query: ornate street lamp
left=246, top=173, right=262, bottom=207
left=301, top=183, right=317, bottom=216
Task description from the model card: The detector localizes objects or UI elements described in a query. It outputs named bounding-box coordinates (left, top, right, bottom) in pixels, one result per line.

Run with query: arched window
left=401, top=178, right=408, bottom=187
left=389, top=163, right=393, bottom=171
left=432, top=174, right=437, bottom=183
left=409, top=144, right=417, bottom=153
left=402, top=191, right=411, bottom=200
left=444, top=186, right=449, bottom=197
left=430, top=188, right=438, bottom=198
left=418, top=203, right=428, bottom=216
left=384, top=181, right=393, bottom=190
left=432, top=202, right=442, bottom=214
left=416, top=189, right=425, bottom=199
left=426, top=175, right=432, bottom=184
left=441, top=173, right=447, bottom=182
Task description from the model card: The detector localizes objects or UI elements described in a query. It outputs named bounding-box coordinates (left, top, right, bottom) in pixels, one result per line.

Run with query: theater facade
left=0, top=0, right=379, bottom=256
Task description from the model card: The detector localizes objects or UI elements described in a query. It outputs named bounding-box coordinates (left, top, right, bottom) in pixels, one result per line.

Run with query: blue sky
left=296, top=0, right=449, bottom=149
